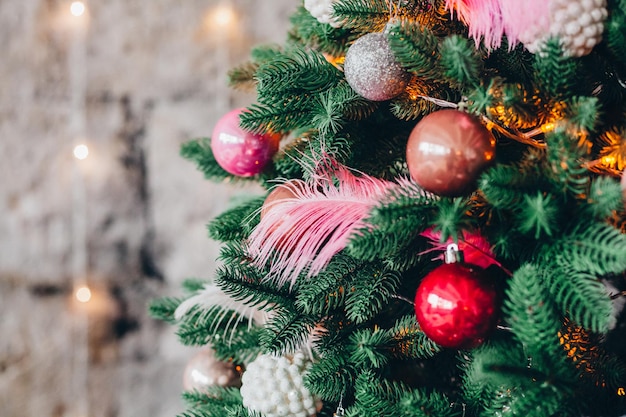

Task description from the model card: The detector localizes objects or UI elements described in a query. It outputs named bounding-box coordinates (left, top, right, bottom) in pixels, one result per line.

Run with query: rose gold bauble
left=183, top=349, right=242, bottom=392
left=406, top=110, right=496, bottom=197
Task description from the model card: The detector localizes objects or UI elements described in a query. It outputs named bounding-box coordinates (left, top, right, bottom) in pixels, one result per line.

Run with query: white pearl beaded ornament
left=240, top=352, right=319, bottom=417
left=520, top=0, right=608, bottom=57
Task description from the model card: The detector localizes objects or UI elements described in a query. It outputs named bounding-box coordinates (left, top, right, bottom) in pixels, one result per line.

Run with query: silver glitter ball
left=343, top=32, right=410, bottom=101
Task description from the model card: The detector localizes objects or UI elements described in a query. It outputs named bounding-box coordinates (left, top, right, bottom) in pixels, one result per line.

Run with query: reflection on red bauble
left=211, top=108, right=280, bottom=177
left=414, top=262, right=500, bottom=349
left=406, top=109, right=496, bottom=197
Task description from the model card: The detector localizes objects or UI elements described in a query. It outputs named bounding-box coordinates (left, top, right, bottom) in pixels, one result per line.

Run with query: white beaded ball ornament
left=304, top=0, right=341, bottom=28
left=519, top=0, right=608, bottom=57
left=240, top=352, right=318, bottom=417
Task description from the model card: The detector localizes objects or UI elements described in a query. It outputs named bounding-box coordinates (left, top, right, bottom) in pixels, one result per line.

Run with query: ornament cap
left=444, top=243, right=464, bottom=264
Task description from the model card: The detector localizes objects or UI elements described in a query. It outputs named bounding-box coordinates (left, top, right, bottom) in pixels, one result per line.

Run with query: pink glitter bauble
left=211, top=108, right=280, bottom=177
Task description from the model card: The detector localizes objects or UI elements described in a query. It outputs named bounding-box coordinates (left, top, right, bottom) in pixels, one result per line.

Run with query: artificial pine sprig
left=331, top=0, right=390, bottom=33
left=288, top=6, right=357, bottom=56
left=207, top=196, right=264, bottom=243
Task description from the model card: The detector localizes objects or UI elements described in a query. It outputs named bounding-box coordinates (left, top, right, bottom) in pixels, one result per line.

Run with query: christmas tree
left=150, top=1, right=626, bottom=416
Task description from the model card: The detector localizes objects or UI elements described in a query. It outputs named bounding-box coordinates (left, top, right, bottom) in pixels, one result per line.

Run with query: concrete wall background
left=0, top=1, right=296, bottom=416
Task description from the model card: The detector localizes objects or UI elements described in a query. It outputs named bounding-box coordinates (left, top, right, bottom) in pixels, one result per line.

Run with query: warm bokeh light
left=210, top=5, right=236, bottom=28
left=70, top=1, right=86, bottom=17
left=75, top=286, right=92, bottom=303
left=73, top=144, right=89, bottom=160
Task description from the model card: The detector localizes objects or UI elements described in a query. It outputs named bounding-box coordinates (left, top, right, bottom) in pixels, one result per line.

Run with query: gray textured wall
left=0, top=1, right=295, bottom=416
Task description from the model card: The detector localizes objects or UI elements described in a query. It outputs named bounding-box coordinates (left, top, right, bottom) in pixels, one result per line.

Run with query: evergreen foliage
left=152, top=1, right=626, bottom=417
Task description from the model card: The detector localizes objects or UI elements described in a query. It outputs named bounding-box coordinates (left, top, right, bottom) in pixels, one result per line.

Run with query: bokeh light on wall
left=210, top=4, right=236, bottom=28
left=70, top=1, right=86, bottom=17
left=75, top=286, right=92, bottom=303
left=73, top=144, right=89, bottom=160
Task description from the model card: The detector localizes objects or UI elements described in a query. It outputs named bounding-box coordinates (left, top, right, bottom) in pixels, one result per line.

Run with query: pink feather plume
left=247, top=161, right=395, bottom=287
left=445, top=0, right=552, bottom=52
left=445, top=0, right=505, bottom=50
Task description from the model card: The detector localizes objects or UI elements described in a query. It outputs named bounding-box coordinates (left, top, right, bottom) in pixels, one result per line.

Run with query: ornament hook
left=334, top=395, right=345, bottom=417
left=444, top=243, right=464, bottom=264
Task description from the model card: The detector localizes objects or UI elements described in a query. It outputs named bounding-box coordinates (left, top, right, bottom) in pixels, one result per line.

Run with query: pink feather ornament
left=446, top=0, right=606, bottom=56
left=445, top=0, right=506, bottom=50
left=248, top=161, right=395, bottom=287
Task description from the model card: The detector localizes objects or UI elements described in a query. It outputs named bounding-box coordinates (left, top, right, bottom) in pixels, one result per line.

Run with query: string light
left=70, top=1, right=86, bottom=17
left=75, top=286, right=92, bottom=303
left=210, top=4, right=236, bottom=28
left=73, top=144, right=89, bottom=160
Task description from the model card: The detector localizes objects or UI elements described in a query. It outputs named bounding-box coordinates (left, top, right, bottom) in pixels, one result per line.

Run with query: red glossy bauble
left=414, top=262, right=500, bottom=349
left=406, top=109, right=496, bottom=197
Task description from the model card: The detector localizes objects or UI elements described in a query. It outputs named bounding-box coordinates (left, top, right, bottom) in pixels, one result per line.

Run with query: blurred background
left=0, top=1, right=295, bottom=416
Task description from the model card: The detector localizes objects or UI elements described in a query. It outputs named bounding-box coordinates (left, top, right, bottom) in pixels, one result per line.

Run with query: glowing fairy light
left=75, top=286, right=92, bottom=303
left=70, top=1, right=86, bottom=17
left=73, top=144, right=89, bottom=160
left=210, top=4, right=236, bottom=28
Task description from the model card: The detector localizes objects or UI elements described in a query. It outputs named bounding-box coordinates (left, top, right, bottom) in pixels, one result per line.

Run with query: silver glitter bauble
left=240, top=352, right=319, bottom=417
left=343, top=32, right=410, bottom=101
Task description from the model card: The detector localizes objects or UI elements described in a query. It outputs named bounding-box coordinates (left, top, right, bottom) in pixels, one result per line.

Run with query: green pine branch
left=181, top=139, right=254, bottom=183
left=348, top=181, right=437, bottom=261
left=503, top=264, right=567, bottom=370
left=345, top=266, right=400, bottom=324
left=542, top=222, right=626, bottom=277
left=294, top=254, right=359, bottom=316
left=386, top=20, right=441, bottom=81
left=348, top=328, right=394, bottom=369
left=288, top=6, right=357, bottom=56
left=331, top=0, right=390, bottom=33
left=439, top=34, right=483, bottom=88
left=533, top=38, right=583, bottom=100
left=258, top=307, right=317, bottom=354
left=305, top=351, right=358, bottom=402
left=349, top=370, right=406, bottom=417
left=148, top=296, right=182, bottom=324
left=398, top=388, right=461, bottom=417
left=255, top=47, right=342, bottom=103
left=182, top=387, right=242, bottom=409
left=547, top=266, right=614, bottom=333
left=207, top=196, right=264, bottom=242
left=604, top=0, right=626, bottom=67
left=389, top=315, right=441, bottom=360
